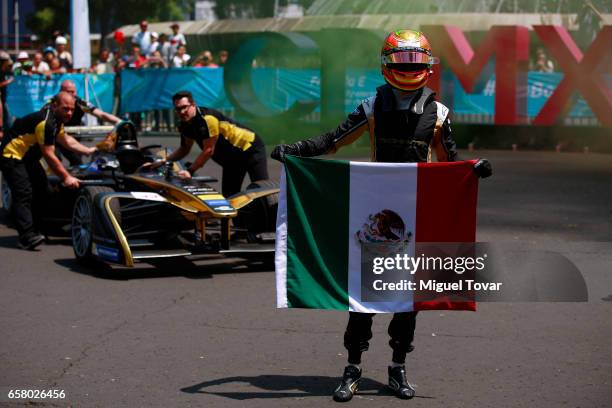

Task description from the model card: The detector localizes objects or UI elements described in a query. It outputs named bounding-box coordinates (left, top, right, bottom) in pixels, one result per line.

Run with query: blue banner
left=453, top=72, right=595, bottom=118
left=6, top=73, right=114, bottom=119
left=120, top=67, right=385, bottom=114
left=251, top=68, right=384, bottom=114
left=121, top=68, right=230, bottom=113
left=119, top=67, right=595, bottom=119
left=7, top=69, right=597, bottom=120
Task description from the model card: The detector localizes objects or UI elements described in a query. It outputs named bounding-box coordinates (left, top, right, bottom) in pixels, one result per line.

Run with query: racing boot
left=333, top=365, right=362, bottom=402
left=17, top=232, right=45, bottom=250
left=388, top=365, right=415, bottom=399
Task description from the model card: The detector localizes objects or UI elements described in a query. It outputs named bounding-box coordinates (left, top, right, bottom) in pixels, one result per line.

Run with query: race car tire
left=242, top=179, right=279, bottom=242
left=72, top=186, right=118, bottom=264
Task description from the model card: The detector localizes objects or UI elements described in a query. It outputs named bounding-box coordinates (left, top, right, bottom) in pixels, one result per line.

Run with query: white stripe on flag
left=275, top=168, right=288, bottom=308
left=348, top=162, right=418, bottom=313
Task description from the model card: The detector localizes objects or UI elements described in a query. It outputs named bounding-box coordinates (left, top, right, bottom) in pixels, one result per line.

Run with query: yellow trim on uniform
left=431, top=118, right=448, bottom=162
left=2, top=133, right=37, bottom=159
left=329, top=123, right=367, bottom=155
left=203, top=114, right=220, bottom=137
left=203, top=114, right=255, bottom=151
left=35, top=120, right=47, bottom=144
left=2, top=121, right=46, bottom=160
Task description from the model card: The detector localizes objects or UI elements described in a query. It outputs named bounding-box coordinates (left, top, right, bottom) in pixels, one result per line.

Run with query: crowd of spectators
left=112, top=20, right=229, bottom=131
left=0, top=21, right=228, bottom=79
left=93, top=21, right=228, bottom=74
left=120, top=20, right=227, bottom=71
left=3, top=33, right=75, bottom=78
left=0, top=22, right=230, bottom=133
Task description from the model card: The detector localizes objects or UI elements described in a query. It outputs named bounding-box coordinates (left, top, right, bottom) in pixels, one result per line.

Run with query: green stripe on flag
left=285, top=156, right=350, bottom=309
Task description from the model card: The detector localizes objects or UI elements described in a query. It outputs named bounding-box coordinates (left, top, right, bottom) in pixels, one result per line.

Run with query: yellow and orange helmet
left=381, top=30, right=437, bottom=92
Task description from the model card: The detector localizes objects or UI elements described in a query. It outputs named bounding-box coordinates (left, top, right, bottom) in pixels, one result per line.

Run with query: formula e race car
left=1, top=122, right=279, bottom=266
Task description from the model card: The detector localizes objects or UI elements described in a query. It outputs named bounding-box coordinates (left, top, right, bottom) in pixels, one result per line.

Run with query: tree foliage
left=214, top=0, right=277, bottom=19
left=214, top=0, right=316, bottom=19
left=27, top=0, right=193, bottom=45
left=26, top=0, right=69, bottom=41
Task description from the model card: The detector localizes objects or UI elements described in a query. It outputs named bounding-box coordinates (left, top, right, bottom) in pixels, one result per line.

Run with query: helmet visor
left=382, top=51, right=438, bottom=65
left=386, top=63, right=430, bottom=73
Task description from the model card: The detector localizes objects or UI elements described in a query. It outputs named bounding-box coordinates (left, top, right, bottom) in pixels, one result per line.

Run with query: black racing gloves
left=473, top=158, right=493, bottom=178
left=271, top=143, right=302, bottom=163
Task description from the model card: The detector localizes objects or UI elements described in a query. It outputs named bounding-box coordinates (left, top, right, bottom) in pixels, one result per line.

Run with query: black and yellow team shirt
left=0, top=108, right=63, bottom=161
left=178, top=107, right=262, bottom=166
left=42, top=96, right=96, bottom=127
left=67, top=96, right=96, bottom=127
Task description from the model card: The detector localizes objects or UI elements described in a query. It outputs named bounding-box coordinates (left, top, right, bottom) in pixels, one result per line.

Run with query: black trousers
left=221, top=142, right=269, bottom=198
left=344, top=311, right=418, bottom=365
left=0, top=157, right=48, bottom=237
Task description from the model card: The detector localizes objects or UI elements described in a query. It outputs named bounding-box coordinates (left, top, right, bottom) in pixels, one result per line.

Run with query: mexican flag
left=275, top=156, right=479, bottom=313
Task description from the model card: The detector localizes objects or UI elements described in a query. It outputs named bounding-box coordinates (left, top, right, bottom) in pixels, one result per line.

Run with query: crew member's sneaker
left=333, top=365, right=362, bottom=402
left=388, top=365, right=415, bottom=399
left=17, top=233, right=45, bottom=250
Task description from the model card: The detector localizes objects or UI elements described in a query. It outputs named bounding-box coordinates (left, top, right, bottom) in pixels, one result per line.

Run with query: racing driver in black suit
left=271, top=29, right=492, bottom=402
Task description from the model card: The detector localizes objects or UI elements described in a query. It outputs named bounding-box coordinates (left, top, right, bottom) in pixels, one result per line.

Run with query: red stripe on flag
left=414, top=160, right=479, bottom=311
left=415, top=160, right=478, bottom=242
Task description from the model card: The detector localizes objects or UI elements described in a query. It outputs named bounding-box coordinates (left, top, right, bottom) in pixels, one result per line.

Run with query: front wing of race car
left=86, top=180, right=278, bottom=267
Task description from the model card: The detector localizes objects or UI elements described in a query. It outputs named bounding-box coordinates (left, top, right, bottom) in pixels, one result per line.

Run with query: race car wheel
left=72, top=186, right=116, bottom=263
left=1, top=176, right=12, bottom=213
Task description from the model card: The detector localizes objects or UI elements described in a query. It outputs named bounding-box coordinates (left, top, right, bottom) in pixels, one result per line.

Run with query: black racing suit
left=178, top=107, right=269, bottom=197
left=282, top=84, right=459, bottom=365
left=0, top=108, right=64, bottom=238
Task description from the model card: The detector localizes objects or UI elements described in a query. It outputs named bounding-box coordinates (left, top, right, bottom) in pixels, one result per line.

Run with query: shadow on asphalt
left=0, top=234, right=64, bottom=249
left=180, top=375, right=434, bottom=400
left=54, top=256, right=274, bottom=281
left=0, top=235, right=19, bottom=249
left=0, top=234, right=72, bottom=249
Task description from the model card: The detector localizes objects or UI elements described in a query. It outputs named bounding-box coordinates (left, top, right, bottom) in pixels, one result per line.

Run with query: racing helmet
left=381, top=30, right=437, bottom=92
left=114, top=121, right=144, bottom=173
left=115, top=120, right=138, bottom=148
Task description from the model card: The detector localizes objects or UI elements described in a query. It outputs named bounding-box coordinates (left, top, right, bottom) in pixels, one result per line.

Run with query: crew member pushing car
left=44, top=79, right=121, bottom=166
left=152, top=90, right=269, bottom=197
left=0, top=92, right=96, bottom=249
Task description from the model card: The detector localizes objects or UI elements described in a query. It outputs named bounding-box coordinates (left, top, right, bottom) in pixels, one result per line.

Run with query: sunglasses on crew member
left=174, top=103, right=193, bottom=113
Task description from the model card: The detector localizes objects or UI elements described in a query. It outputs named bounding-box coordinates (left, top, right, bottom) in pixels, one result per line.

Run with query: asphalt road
left=1, top=149, right=611, bottom=408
